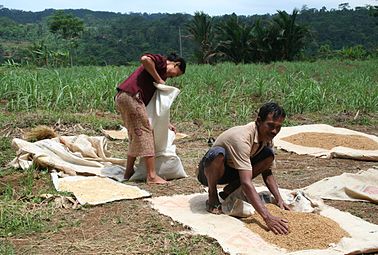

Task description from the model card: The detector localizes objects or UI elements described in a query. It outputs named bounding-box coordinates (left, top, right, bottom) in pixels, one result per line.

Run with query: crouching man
left=197, top=102, right=290, bottom=235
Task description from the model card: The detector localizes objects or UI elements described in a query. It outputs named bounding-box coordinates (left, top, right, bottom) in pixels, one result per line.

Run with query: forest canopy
left=0, top=4, right=377, bottom=66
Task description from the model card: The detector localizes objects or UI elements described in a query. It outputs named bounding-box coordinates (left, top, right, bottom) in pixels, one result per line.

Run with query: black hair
left=167, top=52, right=186, bottom=74
left=257, top=102, right=286, bottom=121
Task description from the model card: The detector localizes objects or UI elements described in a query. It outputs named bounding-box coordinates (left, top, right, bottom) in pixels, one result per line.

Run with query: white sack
left=131, top=83, right=187, bottom=181
left=222, top=186, right=322, bottom=218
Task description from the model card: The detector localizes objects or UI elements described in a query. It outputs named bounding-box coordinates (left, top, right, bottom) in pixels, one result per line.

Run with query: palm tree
left=250, top=19, right=273, bottom=63
left=186, top=11, right=214, bottom=64
left=270, top=10, right=310, bottom=60
left=213, top=13, right=254, bottom=64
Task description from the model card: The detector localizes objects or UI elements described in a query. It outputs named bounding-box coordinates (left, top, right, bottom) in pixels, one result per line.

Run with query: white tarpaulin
left=273, top=124, right=378, bottom=161
left=148, top=187, right=378, bottom=255
left=9, top=135, right=127, bottom=181
left=303, top=167, right=378, bottom=203
left=9, top=135, right=152, bottom=204
left=131, top=83, right=187, bottom=181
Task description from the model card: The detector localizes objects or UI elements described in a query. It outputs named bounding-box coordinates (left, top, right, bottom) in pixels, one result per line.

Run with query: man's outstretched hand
left=277, top=200, right=291, bottom=211
left=264, top=214, right=289, bottom=235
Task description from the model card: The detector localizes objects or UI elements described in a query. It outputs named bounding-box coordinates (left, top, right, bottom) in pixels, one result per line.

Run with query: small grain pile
left=58, top=177, right=145, bottom=204
left=24, top=125, right=57, bottom=142
left=282, top=132, right=378, bottom=150
left=244, top=204, right=350, bottom=252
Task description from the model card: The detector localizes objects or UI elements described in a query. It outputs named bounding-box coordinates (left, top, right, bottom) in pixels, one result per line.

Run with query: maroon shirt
left=117, top=53, right=167, bottom=105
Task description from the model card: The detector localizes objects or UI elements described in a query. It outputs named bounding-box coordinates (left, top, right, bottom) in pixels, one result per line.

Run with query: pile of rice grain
left=243, top=204, right=350, bottom=252
left=58, top=177, right=145, bottom=204
left=281, top=132, right=378, bottom=150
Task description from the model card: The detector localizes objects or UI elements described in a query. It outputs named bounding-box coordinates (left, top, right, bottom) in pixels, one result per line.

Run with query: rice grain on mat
left=59, top=178, right=145, bottom=204
left=282, top=132, right=378, bottom=150
left=244, top=204, right=350, bottom=252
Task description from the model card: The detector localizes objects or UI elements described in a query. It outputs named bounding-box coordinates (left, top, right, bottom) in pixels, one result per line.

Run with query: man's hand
left=277, top=199, right=291, bottom=211
left=264, top=214, right=289, bottom=235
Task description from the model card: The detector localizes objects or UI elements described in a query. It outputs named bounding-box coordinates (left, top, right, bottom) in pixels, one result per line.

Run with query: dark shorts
left=197, top=146, right=274, bottom=186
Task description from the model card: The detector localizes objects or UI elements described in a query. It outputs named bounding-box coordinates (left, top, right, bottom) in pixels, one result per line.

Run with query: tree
left=48, top=10, right=84, bottom=39
left=213, top=13, right=254, bottom=63
left=338, top=3, right=351, bottom=11
left=252, top=19, right=277, bottom=62
left=368, top=5, right=378, bottom=17
left=48, top=10, right=84, bottom=66
left=270, top=10, right=310, bottom=60
left=186, top=12, right=214, bottom=64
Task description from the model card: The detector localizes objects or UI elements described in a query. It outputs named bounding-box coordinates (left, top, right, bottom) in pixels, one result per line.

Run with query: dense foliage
left=0, top=4, right=377, bottom=66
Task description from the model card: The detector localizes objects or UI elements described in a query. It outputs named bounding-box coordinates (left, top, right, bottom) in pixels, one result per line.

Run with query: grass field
left=1, top=59, right=377, bottom=126
left=0, top=59, right=377, bottom=254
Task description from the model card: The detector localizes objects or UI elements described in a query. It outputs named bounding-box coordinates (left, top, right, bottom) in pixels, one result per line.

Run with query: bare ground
left=1, top=118, right=378, bottom=254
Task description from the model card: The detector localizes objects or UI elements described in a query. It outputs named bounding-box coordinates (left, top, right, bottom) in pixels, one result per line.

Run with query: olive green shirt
left=213, top=122, right=273, bottom=171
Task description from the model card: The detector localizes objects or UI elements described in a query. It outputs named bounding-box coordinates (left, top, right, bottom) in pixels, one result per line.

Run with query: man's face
left=257, top=112, right=285, bottom=142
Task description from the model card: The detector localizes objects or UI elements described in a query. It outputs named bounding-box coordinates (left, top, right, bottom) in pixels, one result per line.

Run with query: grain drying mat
left=147, top=189, right=378, bottom=255
left=273, top=124, right=378, bottom=161
left=52, top=173, right=150, bottom=205
left=303, top=167, right=378, bottom=203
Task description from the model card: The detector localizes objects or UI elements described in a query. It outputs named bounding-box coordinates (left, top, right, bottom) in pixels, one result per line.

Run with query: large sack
left=131, top=83, right=187, bottom=181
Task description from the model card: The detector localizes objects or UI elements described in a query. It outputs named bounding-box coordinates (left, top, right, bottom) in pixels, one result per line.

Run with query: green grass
left=1, top=59, right=377, bottom=127
left=0, top=137, right=14, bottom=169
left=0, top=166, right=57, bottom=238
left=0, top=239, right=15, bottom=255
left=163, top=233, right=219, bottom=255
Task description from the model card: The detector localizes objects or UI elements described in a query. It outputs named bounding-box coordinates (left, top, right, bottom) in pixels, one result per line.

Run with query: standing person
left=197, top=102, right=290, bottom=234
left=115, top=53, right=186, bottom=184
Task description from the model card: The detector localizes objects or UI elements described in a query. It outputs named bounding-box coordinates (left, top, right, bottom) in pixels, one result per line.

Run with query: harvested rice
left=58, top=177, right=147, bottom=204
left=244, top=204, right=350, bottom=252
left=25, top=125, right=57, bottom=142
left=282, top=132, right=378, bottom=150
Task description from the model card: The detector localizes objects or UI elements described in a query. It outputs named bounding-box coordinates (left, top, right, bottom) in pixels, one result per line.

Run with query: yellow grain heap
left=25, top=125, right=57, bottom=142
left=58, top=177, right=144, bottom=204
left=282, top=132, right=378, bottom=150
left=244, top=204, right=350, bottom=252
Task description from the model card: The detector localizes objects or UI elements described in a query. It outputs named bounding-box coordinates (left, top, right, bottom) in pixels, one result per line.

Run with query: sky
left=1, top=0, right=377, bottom=16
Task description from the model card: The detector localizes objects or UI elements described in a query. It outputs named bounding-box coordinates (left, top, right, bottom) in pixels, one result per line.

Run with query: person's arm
left=239, top=170, right=289, bottom=235
left=140, top=55, right=165, bottom=84
left=262, top=169, right=291, bottom=210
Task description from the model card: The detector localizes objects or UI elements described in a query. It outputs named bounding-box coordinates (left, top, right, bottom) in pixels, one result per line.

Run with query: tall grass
left=1, top=59, right=377, bottom=126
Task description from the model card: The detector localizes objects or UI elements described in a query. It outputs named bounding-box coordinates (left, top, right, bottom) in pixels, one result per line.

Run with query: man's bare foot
left=124, top=168, right=135, bottom=180
left=147, top=175, right=168, bottom=184
left=206, top=200, right=223, bottom=214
